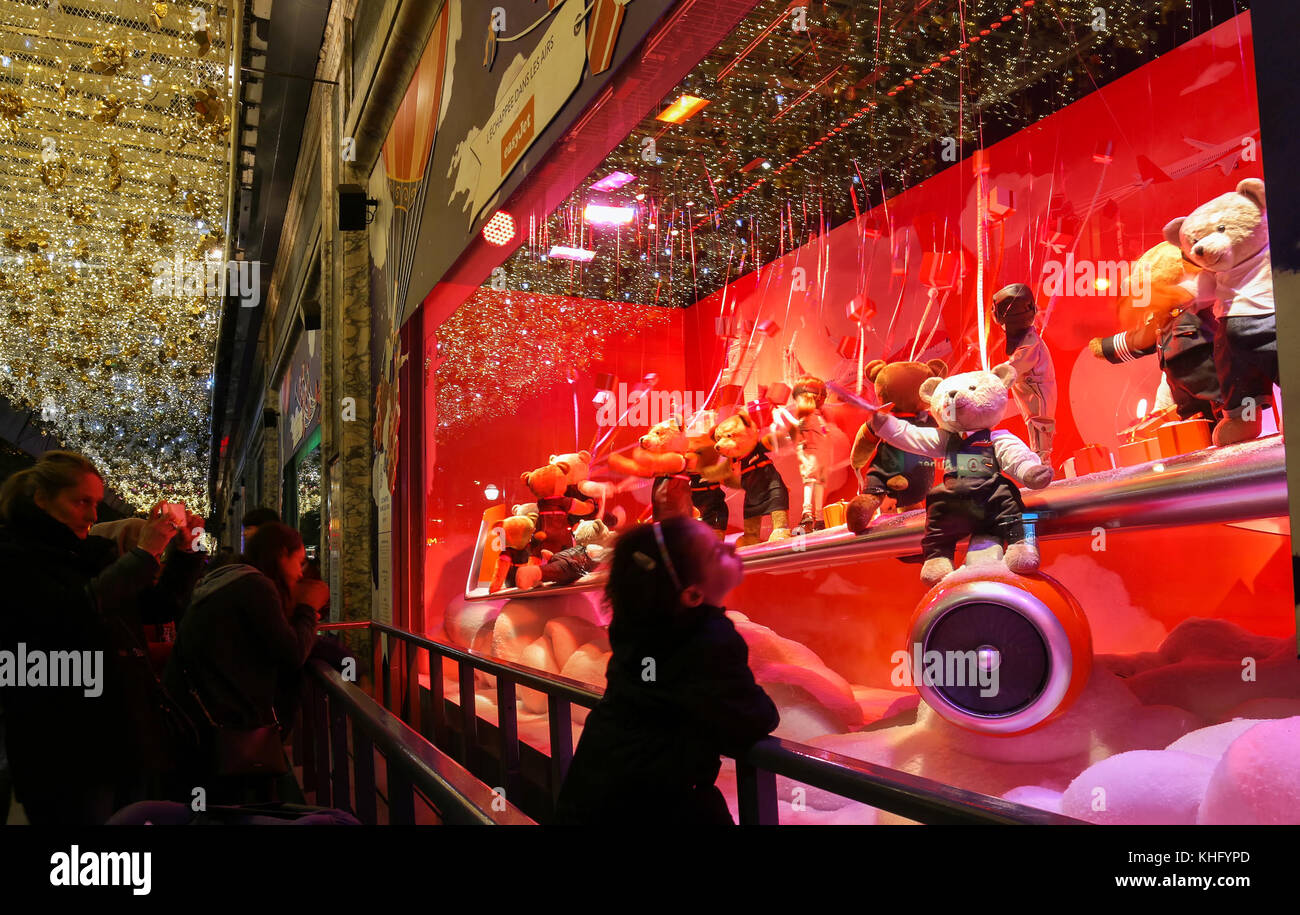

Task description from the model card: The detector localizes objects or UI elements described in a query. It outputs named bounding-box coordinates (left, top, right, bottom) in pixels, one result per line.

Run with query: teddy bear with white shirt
left=864, top=364, right=1053, bottom=585
left=1163, top=178, right=1276, bottom=445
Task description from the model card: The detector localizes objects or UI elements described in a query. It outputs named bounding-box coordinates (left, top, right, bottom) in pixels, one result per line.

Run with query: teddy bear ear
left=865, top=359, right=887, bottom=383
left=926, top=359, right=949, bottom=378
left=993, top=362, right=1017, bottom=388
left=1163, top=216, right=1185, bottom=248
left=1237, top=178, right=1265, bottom=212
left=553, top=460, right=571, bottom=474
left=579, top=450, right=592, bottom=463
left=919, top=376, right=942, bottom=403
left=548, top=454, right=559, bottom=465
left=520, top=471, right=530, bottom=485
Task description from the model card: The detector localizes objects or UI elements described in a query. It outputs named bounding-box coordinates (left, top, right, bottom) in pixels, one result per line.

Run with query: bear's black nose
left=1193, top=244, right=1204, bottom=257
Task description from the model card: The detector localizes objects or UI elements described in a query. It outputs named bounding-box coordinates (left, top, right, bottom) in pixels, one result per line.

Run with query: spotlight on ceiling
left=482, top=211, right=517, bottom=247
left=583, top=204, right=635, bottom=226
left=655, top=94, right=710, bottom=124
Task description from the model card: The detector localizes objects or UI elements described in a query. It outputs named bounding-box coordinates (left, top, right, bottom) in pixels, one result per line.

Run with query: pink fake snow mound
left=1062, top=751, right=1217, bottom=825
left=1198, top=717, right=1300, bottom=825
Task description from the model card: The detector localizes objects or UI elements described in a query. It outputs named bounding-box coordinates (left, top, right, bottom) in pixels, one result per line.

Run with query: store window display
left=405, top=3, right=1297, bottom=825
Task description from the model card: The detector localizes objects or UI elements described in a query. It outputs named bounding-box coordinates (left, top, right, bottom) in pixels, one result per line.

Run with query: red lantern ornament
left=847, top=297, right=876, bottom=322
left=766, top=382, right=792, bottom=405
left=747, top=399, right=774, bottom=428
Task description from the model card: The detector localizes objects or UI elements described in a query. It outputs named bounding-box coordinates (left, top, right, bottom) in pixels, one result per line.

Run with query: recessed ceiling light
left=656, top=94, right=710, bottom=124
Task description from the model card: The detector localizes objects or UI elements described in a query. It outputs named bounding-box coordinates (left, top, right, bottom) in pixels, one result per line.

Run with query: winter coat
left=554, top=605, right=779, bottom=824
left=163, top=564, right=317, bottom=737
left=0, top=502, right=163, bottom=814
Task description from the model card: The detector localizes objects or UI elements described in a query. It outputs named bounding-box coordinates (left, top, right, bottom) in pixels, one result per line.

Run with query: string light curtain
left=487, top=0, right=1185, bottom=310
left=0, top=0, right=235, bottom=514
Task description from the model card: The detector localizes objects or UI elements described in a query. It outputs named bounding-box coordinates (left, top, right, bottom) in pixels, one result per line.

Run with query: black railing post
left=547, top=694, right=573, bottom=802
left=406, top=636, right=422, bottom=734
left=429, top=645, right=447, bottom=747
left=330, top=692, right=352, bottom=813
left=496, top=675, right=521, bottom=804
left=312, top=685, right=332, bottom=807
left=458, top=660, right=477, bottom=769
left=387, top=768, right=415, bottom=825
left=353, top=728, right=377, bottom=825
left=736, top=762, right=779, bottom=825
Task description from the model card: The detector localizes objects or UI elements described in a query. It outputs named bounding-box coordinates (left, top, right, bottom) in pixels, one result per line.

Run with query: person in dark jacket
left=91, top=514, right=208, bottom=650
left=554, top=517, right=779, bottom=824
left=163, top=522, right=326, bottom=804
left=0, top=451, right=182, bottom=824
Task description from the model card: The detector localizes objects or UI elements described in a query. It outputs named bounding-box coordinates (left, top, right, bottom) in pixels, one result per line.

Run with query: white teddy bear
left=1163, top=178, right=1276, bottom=445
left=865, top=364, right=1053, bottom=585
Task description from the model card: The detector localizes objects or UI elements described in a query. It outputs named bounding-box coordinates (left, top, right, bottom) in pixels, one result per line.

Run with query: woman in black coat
left=163, top=522, right=326, bottom=804
left=554, top=517, right=779, bottom=824
left=0, top=451, right=181, bottom=824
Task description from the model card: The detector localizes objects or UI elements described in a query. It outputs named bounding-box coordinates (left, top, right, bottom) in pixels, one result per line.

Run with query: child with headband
left=554, top=517, right=779, bottom=824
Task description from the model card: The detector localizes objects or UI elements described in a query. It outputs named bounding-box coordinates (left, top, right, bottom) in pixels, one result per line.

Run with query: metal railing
left=361, top=620, right=1084, bottom=825
left=293, top=656, right=535, bottom=825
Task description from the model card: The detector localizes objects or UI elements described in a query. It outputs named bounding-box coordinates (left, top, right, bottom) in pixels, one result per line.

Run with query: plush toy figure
left=520, top=462, right=592, bottom=552
left=607, top=416, right=695, bottom=520
left=864, top=364, right=1053, bottom=584
left=1089, top=241, right=1220, bottom=424
left=549, top=450, right=614, bottom=526
left=1163, top=178, right=1275, bottom=445
left=489, top=513, right=539, bottom=594
left=517, top=518, right=613, bottom=589
left=713, top=409, right=791, bottom=547
left=780, top=376, right=831, bottom=535
left=847, top=358, right=947, bottom=534
left=684, top=414, right=738, bottom=537
left=992, top=283, right=1058, bottom=467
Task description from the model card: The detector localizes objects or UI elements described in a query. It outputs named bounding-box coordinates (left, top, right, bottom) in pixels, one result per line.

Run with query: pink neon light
left=583, top=204, right=636, bottom=226
left=548, top=245, right=596, bottom=262
left=590, top=171, right=637, bottom=191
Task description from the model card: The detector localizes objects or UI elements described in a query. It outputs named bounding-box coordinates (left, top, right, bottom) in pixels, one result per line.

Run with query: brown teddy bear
left=520, top=462, right=593, bottom=552
left=1163, top=178, right=1275, bottom=444
left=863, top=364, right=1052, bottom=584
left=607, top=416, right=695, bottom=520
left=712, top=409, right=790, bottom=547
left=846, top=358, right=947, bottom=534
left=684, top=413, right=739, bottom=536
left=489, top=513, right=540, bottom=594
left=548, top=450, right=613, bottom=526
left=1089, top=241, right=1219, bottom=425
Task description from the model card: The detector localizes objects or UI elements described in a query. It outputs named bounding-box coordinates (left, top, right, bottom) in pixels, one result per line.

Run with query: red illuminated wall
left=419, top=292, right=688, bottom=633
